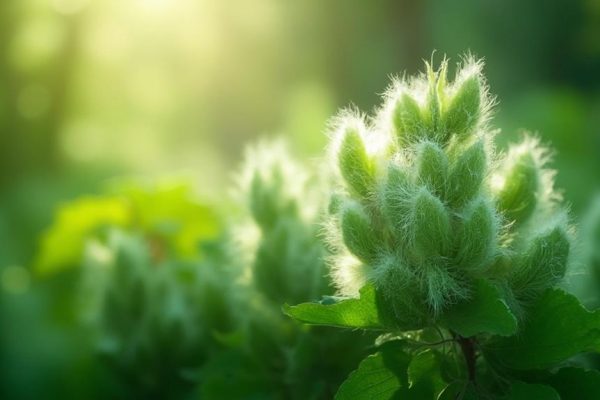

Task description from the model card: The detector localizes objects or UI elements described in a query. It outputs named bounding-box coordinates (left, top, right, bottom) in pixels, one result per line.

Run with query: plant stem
left=456, top=335, right=477, bottom=384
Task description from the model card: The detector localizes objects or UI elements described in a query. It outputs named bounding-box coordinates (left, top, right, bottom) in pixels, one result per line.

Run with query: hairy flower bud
left=446, top=139, right=487, bottom=206
left=510, top=225, right=570, bottom=301
left=455, top=197, right=499, bottom=272
left=495, top=151, right=539, bottom=224
left=443, top=73, right=482, bottom=137
left=250, top=171, right=294, bottom=230
left=408, top=188, right=451, bottom=259
left=416, top=141, right=448, bottom=196
left=341, top=202, right=378, bottom=263
left=423, top=64, right=443, bottom=137
left=326, top=57, right=570, bottom=322
left=337, top=124, right=375, bottom=198
left=382, top=163, right=414, bottom=238
left=392, top=93, right=425, bottom=144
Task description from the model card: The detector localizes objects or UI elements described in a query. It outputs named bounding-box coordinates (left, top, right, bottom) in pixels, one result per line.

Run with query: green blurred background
left=1, top=0, right=599, bottom=398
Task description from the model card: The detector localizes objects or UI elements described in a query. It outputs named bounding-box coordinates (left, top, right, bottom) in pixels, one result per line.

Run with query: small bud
left=423, top=263, right=468, bottom=315
left=253, top=222, right=291, bottom=304
left=415, top=141, right=448, bottom=196
left=249, top=172, right=298, bottom=230
left=422, top=61, right=446, bottom=142
left=511, top=225, right=570, bottom=300
left=496, top=151, right=539, bottom=224
left=338, top=125, right=375, bottom=198
left=382, top=163, right=413, bottom=237
left=446, top=139, right=487, bottom=206
left=371, top=256, right=428, bottom=327
left=341, top=202, right=378, bottom=263
left=392, top=93, right=424, bottom=144
left=408, top=188, right=451, bottom=258
left=443, top=73, right=482, bottom=137
left=455, top=197, right=498, bottom=272
left=249, top=174, right=276, bottom=229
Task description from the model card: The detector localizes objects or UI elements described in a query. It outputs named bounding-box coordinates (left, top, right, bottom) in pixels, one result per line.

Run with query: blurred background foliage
left=1, top=0, right=599, bottom=398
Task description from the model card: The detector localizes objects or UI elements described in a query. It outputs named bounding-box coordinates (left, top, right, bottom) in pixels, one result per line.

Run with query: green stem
left=456, top=335, right=477, bottom=384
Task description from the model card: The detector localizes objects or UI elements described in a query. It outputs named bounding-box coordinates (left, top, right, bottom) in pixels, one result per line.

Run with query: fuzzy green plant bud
left=337, top=122, right=375, bottom=198
left=495, top=150, right=539, bottom=224
left=325, top=56, right=570, bottom=321
left=442, top=71, right=483, bottom=137
left=81, top=230, right=238, bottom=398
left=454, top=197, right=499, bottom=272
left=446, top=139, right=487, bottom=206
left=381, top=162, right=415, bottom=239
left=510, top=224, right=570, bottom=301
left=408, top=187, right=451, bottom=259
left=415, top=141, right=448, bottom=196
left=371, top=254, right=428, bottom=326
left=392, top=92, right=425, bottom=144
left=422, top=263, right=468, bottom=316
left=341, top=202, right=378, bottom=264
left=423, top=62, right=444, bottom=136
left=249, top=164, right=302, bottom=231
left=239, top=141, right=331, bottom=306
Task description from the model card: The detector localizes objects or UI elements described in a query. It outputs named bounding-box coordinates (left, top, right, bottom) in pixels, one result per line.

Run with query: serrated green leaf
left=283, top=284, right=391, bottom=330
left=503, top=382, right=559, bottom=400
left=335, top=341, right=411, bottom=400
left=440, top=279, right=517, bottom=337
left=541, top=367, right=600, bottom=400
left=484, top=289, right=600, bottom=370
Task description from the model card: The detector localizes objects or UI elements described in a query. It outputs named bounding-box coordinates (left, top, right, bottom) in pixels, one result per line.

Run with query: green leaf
left=335, top=341, right=411, bottom=400
left=484, top=289, right=600, bottom=370
left=118, top=181, right=220, bottom=258
left=407, top=350, right=445, bottom=399
left=503, top=382, right=560, bottom=400
left=200, top=349, right=274, bottom=400
left=35, top=182, right=221, bottom=276
left=35, top=196, right=131, bottom=275
left=541, top=367, right=600, bottom=400
left=283, top=284, right=391, bottom=330
left=440, top=279, right=517, bottom=337
left=437, top=382, right=477, bottom=400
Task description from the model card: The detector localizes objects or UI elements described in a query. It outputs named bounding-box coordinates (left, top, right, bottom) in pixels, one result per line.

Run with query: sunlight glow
left=52, top=0, right=90, bottom=15
left=490, top=174, right=506, bottom=192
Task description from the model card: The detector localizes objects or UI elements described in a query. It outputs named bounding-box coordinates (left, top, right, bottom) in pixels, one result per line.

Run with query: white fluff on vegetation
left=325, top=56, right=571, bottom=322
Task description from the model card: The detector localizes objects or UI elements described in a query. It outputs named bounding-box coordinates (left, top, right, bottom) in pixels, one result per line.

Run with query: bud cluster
left=328, top=58, right=571, bottom=324
left=238, top=141, right=331, bottom=306
left=82, top=231, right=237, bottom=397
